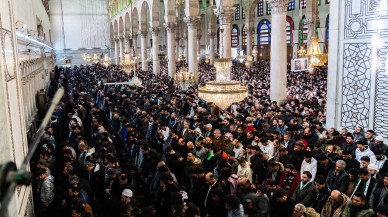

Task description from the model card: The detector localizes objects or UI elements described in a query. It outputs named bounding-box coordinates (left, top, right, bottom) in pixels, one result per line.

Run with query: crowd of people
left=31, top=60, right=388, bottom=217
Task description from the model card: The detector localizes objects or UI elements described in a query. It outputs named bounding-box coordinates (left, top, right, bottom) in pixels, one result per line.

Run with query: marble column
left=184, top=31, right=188, bottom=61
left=114, top=37, right=119, bottom=64
left=218, top=7, right=234, bottom=59
left=164, top=22, right=176, bottom=78
left=197, top=33, right=202, bottom=58
left=269, top=0, right=289, bottom=102
left=124, top=34, right=130, bottom=53
left=119, top=35, right=125, bottom=62
left=208, top=32, right=216, bottom=65
left=150, top=27, right=160, bottom=75
left=175, top=37, right=180, bottom=60
left=138, top=30, right=148, bottom=71
left=246, top=27, right=254, bottom=56
left=184, top=16, right=199, bottom=83
left=132, top=33, right=138, bottom=56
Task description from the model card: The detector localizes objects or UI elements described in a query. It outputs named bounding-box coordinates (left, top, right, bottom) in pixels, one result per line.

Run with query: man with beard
left=316, top=154, right=335, bottom=178
left=342, top=135, right=357, bottom=156
left=370, top=173, right=388, bottom=210
left=326, top=160, right=349, bottom=192
left=342, top=192, right=374, bottom=217
left=279, top=164, right=300, bottom=197
left=350, top=168, right=377, bottom=201
left=193, top=137, right=206, bottom=162
left=300, top=151, right=318, bottom=181
left=292, top=171, right=316, bottom=207
left=341, top=150, right=360, bottom=171
left=321, top=190, right=350, bottom=217
left=312, top=175, right=331, bottom=213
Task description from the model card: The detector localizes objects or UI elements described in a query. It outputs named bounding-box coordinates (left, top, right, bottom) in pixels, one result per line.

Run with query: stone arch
left=132, top=6, right=139, bottom=31
left=139, top=1, right=150, bottom=29
left=119, top=16, right=124, bottom=37
left=125, top=12, right=131, bottom=35
left=114, top=20, right=118, bottom=38
left=164, top=0, right=176, bottom=19
left=149, top=0, right=160, bottom=27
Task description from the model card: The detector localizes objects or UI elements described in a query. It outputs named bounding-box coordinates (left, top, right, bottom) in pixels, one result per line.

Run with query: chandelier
left=92, top=53, right=100, bottom=64
left=252, top=45, right=258, bottom=57
left=198, top=25, right=248, bottom=110
left=121, top=52, right=135, bottom=74
left=297, top=44, right=307, bottom=57
left=175, top=66, right=194, bottom=90
left=101, top=53, right=111, bottom=68
left=306, top=0, right=327, bottom=67
left=64, top=57, right=71, bottom=68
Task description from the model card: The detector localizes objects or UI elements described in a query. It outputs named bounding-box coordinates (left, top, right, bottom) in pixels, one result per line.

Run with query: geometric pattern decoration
left=341, top=43, right=372, bottom=129
left=344, top=0, right=388, bottom=39
left=374, top=45, right=388, bottom=137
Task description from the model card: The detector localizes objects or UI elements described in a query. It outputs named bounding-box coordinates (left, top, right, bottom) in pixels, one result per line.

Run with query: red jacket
left=278, top=171, right=300, bottom=197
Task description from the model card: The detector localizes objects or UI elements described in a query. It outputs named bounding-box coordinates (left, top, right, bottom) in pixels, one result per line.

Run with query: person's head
left=274, top=189, right=288, bottom=203
left=284, top=164, right=296, bottom=174
left=187, top=152, right=196, bottom=163
left=303, top=151, right=313, bottom=163
left=376, top=136, right=384, bottom=145
left=71, top=204, right=85, bottom=217
left=284, top=133, right=291, bottom=141
left=376, top=205, right=388, bottom=217
left=335, top=160, right=346, bottom=172
left=365, top=130, right=375, bottom=139
left=314, top=175, right=326, bottom=190
left=352, top=191, right=367, bottom=207
left=360, top=156, right=371, bottom=168
left=264, top=179, right=277, bottom=192
left=294, top=142, right=304, bottom=151
left=358, top=168, right=370, bottom=181
left=224, top=194, right=241, bottom=211
left=121, top=189, right=133, bottom=204
left=367, top=164, right=378, bottom=176
left=384, top=173, right=388, bottom=188
left=374, top=148, right=385, bottom=160
left=37, top=167, right=49, bottom=180
left=293, top=203, right=306, bottom=217
left=349, top=168, right=358, bottom=181
left=205, top=172, right=216, bottom=185
left=238, top=157, right=247, bottom=167
left=330, top=190, right=343, bottom=203
left=301, top=171, right=312, bottom=184
left=346, top=135, right=354, bottom=144
left=356, top=139, right=367, bottom=151
left=341, top=150, right=352, bottom=160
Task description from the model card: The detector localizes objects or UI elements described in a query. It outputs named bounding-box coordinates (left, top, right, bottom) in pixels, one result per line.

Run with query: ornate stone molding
left=218, top=7, right=235, bottom=24
left=268, top=0, right=289, bottom=14
left=113, top=36, right=119, bottom=42
left=138, top=30, right=148, bottom=38
left=164, top=22, right=176, bottom=33
left=149, top=27, right=160, bottom=36
left=184, top=16, right=200, bottom=29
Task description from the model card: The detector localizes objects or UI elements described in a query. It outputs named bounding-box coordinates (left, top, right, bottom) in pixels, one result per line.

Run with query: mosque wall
left=327, top=0, right=388, bottom=141
left=49, top=0, right=109, bottom=66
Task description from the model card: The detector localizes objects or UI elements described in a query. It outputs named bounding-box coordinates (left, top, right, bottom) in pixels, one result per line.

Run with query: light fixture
left=92, top=53, right=100, bottom=64
left=64, top=58, right=71, bottom=68
left=121, top=52, right=135, bottom=75
left=306, top=0, right=328, bottom=67
left=175, top=66, right=194, bottom=90
left=297, top=44, right=307, bottom=57
left=101, top=53, right=111, bottom=67
left=252, top=45, right=258, bottom=57
left=198, top=28, right=248, bottom=110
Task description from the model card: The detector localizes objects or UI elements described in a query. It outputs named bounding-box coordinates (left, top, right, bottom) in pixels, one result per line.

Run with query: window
left=231, top=25, right=239, bottom=48
left=318, top=0, right=321, bottom=5
left=242, top=26, right=255, bottom=46
left=257, top=0, right=264, bottom=16
left=326, top=0, right=330, bottom=4
left=242, top=7, right=246, bottom=19
left=286, top=16, right=294, bottom=44
left=288, top=0, right=295, bottom=11
left=299, top=16, right=308, bottom=43
left=235, top=5, right=240, bottom=20
left=266, top=1, right=271, bottom=15
left=300, top=0, right=306, bottom=9
left=257, top=20, right=271, bottom=45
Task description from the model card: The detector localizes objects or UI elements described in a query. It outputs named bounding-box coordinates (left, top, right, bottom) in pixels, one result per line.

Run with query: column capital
left=218, top=7, right=235, bottom=24
left=113, top=36, right=119, bottom=42
left=184, top=16, right=200, bottom=29
left=164, top=22, right=176, bottom=33
left=208, top=32, right=216, bottom=37
left=268, top=0, right=289, bottom=14
left=138, top=30, right=148, bottom=38
left=149, top=27, right=160, bottom=36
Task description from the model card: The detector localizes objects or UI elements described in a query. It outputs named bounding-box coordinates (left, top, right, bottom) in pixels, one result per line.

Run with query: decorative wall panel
left=374, top=45, right=388, bottom=137
left=341, top=43, right=372, bottom=129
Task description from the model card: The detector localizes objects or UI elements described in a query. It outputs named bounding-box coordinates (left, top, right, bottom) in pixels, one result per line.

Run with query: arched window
left=257, top=0, right=264, bottom=16
left=242, top=25, right=247, bottom=46
left=231, top=25, right=239, bottom=48
left=288, top=0, right=295, bottom=10
left=257, top=19, right=271, bottom=45
left=299, top=16, right=308, bottom=43
left=235, top=5, right=240, bottom=20
left=286, top=16, right=294, bottom=44
left=325, top=15, right=329, bottom=44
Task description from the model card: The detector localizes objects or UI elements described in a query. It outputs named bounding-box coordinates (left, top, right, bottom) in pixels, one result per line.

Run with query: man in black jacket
left=341, top=150, right=360, bottom=171
left=370, top=173, right=388, bottom=210
left=292, top=171, right=316, bottom=207
left=326, top=160, right=349, bottom=193
left=312, top=175, right=331, bottom=213
left=269, top=188, right=296, bottom=217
